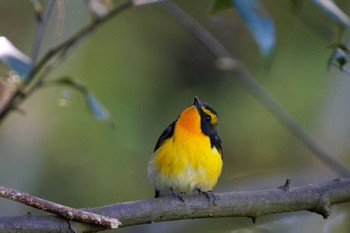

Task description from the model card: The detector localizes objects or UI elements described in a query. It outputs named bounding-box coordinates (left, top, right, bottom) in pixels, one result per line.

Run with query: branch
left=0, top=178, right=350, bottom=232
left=0, top=0, right=133, bottom=123
left=31, top=0, right=55, bottom=64
left=159, top=1, right=350, bottom=177
left=0, top=186, right=120, bottom=229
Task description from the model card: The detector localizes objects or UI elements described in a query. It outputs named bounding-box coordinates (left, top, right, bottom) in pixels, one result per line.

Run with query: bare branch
left=0, top=0, right=133, bottom=123
left=132, top=0, right=166, bottom=6
left=0, top=186, right=120, bottom=229
left=159, top=1, right=350, bottom=177
left=31, top=0, right=55, bottom=64
left=0, top=178, right=350, bottom=232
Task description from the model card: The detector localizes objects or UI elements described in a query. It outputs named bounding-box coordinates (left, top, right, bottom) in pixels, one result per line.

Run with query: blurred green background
left=0, top=0, right=350, bottom=232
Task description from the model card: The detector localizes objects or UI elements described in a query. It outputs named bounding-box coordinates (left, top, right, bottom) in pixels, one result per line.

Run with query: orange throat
left=176, top=106, right=201, bottom=135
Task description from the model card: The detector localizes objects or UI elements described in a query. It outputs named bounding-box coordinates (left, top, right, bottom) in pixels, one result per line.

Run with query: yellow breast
left=149, top=106, right=222, bottom=195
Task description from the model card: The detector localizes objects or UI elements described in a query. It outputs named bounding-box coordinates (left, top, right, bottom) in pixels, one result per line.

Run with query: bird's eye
left=205, top=115, right=211, bottom=122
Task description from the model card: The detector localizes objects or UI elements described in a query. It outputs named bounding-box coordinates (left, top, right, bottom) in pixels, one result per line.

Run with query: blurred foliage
left=211, top=0, right=232, bottom=13
left=0, top=0, right=350, bottom=233
left=229, top=0, right=276, bottom=56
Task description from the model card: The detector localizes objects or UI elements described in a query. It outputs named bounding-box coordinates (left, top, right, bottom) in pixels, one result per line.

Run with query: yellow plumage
left=148, top=97, right=223, bottom=197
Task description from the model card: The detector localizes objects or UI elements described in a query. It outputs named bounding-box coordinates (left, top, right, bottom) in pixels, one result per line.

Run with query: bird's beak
left=193, top=96, right=201, bottom=110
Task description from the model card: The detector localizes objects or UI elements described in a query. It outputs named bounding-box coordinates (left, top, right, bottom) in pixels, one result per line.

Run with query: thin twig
left=0, top=178, right=349, bottom=232
left=0, top=186, right=120, bottom=229
left=0, top=0, right=133, bottom=123
left=27, top=0, right=132, bottom=87
left=31, top=0, right=55, bottom=65
left=159, top=1, right=350, bottom=177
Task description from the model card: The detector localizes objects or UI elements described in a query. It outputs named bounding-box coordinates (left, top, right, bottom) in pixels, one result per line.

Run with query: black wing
left=211, top=134, right=223, bottom=159
left=154, top=121, right=176, bottom=152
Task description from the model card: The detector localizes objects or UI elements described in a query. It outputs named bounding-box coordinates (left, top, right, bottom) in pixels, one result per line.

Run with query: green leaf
left=211, top=0, right=232, bottom=14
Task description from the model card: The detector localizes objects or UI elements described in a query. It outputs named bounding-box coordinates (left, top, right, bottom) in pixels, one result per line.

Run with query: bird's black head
left=193, top=96, right=218, bottom=128
left=193, top=96, right=222, bottom=155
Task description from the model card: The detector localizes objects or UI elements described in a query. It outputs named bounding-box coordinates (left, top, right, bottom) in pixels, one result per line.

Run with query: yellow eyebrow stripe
left=202, top=107, right=218, bottom=125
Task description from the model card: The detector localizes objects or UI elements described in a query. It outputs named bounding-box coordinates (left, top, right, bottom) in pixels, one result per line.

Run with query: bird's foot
left=170, top=188, right=185, bottom=202
left=195, top=188, right=220, bottom=205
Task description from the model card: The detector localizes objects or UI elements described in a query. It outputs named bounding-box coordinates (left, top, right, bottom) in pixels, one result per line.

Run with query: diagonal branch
left=159, top=1, right=350, bottom=177
left=31, top=0, right=55, bottom=65
left=0, top=178, right=349, bottom=233
left=0, top=186, right=120, bottom=229
left=0, top=0, right=133, bottom=123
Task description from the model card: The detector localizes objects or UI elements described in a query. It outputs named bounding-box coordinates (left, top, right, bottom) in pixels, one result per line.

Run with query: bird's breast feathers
left=148, top=126, right=222, bottom=194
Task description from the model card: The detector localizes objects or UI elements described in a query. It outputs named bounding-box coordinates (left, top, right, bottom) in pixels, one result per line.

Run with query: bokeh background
left=0, top=0, right=350, bottom=232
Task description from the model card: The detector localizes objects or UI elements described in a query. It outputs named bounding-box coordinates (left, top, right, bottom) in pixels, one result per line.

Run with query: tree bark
left=0, top=178, right=349, bottom=233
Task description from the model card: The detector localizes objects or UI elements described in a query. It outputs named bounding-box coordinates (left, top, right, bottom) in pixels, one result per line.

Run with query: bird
left=148, top=96, right=223, bottom=199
